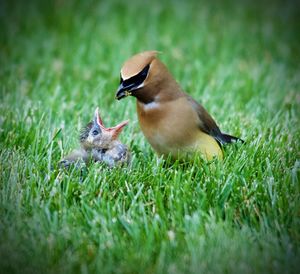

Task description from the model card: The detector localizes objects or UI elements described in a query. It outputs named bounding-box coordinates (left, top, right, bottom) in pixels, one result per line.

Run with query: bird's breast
left=137, top=98, right=198, bottom=149
left=136, top=97, right=222, bottom=160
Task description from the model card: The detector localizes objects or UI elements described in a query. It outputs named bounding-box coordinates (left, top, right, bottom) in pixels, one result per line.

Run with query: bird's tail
left=220, top=133, right=244, bottom=144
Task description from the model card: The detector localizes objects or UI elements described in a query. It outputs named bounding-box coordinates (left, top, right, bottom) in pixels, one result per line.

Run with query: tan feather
left=121, top=51, right=159, bottom=80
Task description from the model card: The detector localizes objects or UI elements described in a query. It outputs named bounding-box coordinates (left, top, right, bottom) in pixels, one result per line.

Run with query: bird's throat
left=132, top=87, right=156, bottom=104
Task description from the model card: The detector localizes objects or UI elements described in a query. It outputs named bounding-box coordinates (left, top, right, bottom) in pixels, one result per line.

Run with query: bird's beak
left=115, top=83, right=132, bottom=100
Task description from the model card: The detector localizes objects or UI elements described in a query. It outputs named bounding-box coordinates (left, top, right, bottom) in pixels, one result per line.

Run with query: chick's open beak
left=115, top=83, right=132, bottom=100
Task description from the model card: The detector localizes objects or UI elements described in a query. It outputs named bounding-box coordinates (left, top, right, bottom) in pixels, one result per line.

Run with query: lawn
left=0, top=0, right=299, bottom=273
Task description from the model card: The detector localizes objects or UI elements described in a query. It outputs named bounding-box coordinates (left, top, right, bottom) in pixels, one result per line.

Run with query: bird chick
left=115, top=51, right=243, bottom=161
left=60, top=107, right=130, bottom=168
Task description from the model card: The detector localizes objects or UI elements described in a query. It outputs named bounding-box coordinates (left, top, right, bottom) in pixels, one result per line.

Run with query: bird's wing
left=186, top=96, right=242, bottom=145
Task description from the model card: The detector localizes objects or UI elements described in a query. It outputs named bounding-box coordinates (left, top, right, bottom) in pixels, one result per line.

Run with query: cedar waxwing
left=115, top=51, right=243, bottom=160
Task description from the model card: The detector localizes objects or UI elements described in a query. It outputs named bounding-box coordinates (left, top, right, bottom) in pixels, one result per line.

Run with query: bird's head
left=80, top=107, right=129, bottom=150
left=116, top=51, right=175, bottom=103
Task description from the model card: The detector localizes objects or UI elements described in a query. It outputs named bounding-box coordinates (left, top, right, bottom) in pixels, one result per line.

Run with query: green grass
left=0, top=0, right=300, bottom=273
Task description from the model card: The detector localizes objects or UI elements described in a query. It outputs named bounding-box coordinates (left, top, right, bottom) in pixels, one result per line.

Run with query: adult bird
left=115, top=51, right=243, bottom=160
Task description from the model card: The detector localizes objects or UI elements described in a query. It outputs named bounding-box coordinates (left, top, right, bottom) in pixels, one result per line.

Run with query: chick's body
left=60, top=108, right=130, bottom=168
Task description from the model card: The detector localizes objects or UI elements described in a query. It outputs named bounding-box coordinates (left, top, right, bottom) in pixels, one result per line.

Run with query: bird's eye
left=92, top=129, right=99, bottom=136
left=141, top=68, right=148, bottom=77
left=120, top=64, right=150, bottom=92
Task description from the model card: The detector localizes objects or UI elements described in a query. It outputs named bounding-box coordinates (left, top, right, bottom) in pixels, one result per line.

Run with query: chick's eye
left=92, top=129, right=99, bottom=136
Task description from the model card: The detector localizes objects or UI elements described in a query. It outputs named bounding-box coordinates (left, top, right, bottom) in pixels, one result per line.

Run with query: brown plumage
left=115, top=51, right=243, bottom=161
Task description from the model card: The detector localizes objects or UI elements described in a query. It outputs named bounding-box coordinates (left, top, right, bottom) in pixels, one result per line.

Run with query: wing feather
left=186, top=96, right=244, bottom=145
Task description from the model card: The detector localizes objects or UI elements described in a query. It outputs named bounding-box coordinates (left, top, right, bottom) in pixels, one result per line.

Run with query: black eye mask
left=120, top=64, right=150, bottom=90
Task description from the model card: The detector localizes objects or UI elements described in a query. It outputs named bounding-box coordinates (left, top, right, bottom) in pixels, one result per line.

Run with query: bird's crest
left=120, top=50, right=160, bottom=80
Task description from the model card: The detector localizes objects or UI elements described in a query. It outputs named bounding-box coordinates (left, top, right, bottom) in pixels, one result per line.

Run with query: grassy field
left=0, top=0, right=299, bottom=273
